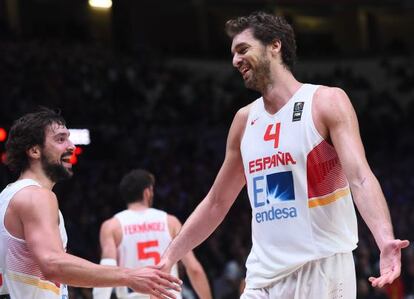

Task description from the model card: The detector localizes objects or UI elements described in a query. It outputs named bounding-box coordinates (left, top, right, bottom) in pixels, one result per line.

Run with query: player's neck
left=19, top=168, right=55, bottom=190
left=127, top=202, right=149, bottom=211
left=262, top=71, right=302, bottom=114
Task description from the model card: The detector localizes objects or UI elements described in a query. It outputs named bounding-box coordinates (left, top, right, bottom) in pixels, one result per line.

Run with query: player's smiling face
left=40, top=123, right=75, bottom=182
left=231, top=29, right=272, bottom=92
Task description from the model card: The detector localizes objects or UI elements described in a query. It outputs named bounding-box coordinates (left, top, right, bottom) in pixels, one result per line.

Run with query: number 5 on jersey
left=137, top=240, right=161, bottom=264
left=264, top=123, right=281, bottom=148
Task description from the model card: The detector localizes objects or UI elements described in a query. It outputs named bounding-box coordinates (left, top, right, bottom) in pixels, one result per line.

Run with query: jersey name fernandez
left=240, top=84, right=358, bottom=288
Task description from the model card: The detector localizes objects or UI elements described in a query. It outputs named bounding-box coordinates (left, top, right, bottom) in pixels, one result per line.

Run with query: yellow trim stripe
left=8, top=272, right=60, bottom=295
left=308, top=187, right=350, bottom=208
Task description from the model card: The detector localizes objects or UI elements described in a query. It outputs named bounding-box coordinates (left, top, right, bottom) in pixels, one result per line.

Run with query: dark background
left=1, top=0, right=414, bottom=298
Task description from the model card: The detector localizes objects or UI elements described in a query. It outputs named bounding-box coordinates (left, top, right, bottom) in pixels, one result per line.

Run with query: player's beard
left=41, top=151, right=73, bottom=183
left=244, top=52, right=272, bottom=93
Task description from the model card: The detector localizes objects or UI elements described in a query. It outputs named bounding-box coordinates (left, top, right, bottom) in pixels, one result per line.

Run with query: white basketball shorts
left=241, top=252, right=356, bottom=299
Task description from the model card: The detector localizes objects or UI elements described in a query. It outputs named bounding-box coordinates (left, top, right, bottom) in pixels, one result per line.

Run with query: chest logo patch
left=292, top=101, right=304, bottom=122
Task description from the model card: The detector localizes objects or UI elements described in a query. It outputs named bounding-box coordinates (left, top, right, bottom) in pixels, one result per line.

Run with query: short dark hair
left=5, top=107, right=66, bottom=174
left=119, top=169, right=155, bottom=204
left=225, top=11, right=297, bottom=70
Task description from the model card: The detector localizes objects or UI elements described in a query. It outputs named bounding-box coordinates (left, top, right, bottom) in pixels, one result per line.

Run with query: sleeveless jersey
left=240, top=84, right=358, bottom=288
left=0, top=179, right=68, bottom=298
left=114, top=208, right=181, bottom=299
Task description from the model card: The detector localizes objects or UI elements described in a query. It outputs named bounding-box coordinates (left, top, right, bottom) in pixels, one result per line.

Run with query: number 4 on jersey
left=137, top=240, right=161, bottom=264
left=264, top=123, right=281, bottom=148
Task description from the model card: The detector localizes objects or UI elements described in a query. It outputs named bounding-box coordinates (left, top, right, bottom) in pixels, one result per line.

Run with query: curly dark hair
left=119, top=169, right=155, bottom=204
left=5, top=107, right=66, bottom=174
left=225, top=11, right=297, bottom=70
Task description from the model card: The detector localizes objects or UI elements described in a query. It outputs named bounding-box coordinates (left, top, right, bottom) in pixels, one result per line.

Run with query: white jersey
left=0, top=179, right=68, bottom=298
left=114, top=208, right=180, bottom=299
left=240, top=84, right=358, bottom=288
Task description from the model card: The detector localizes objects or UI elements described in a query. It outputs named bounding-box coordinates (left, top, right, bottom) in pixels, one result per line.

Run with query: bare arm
left=168, top=216, right=213, bottom=299
left=17, top=187, right=181, bottom=297
left=315, top=86, right=409, bottom=287
left=161, top=107, right=248, bottom=269
left=99, top=218, right=121, bottom=260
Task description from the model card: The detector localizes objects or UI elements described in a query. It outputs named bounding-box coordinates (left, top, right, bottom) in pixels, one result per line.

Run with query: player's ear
left=143, top=187, right=150, bottom=199
left=270, top=39, right=282, bottom=57
left=27, top=145, right=41, bottom=159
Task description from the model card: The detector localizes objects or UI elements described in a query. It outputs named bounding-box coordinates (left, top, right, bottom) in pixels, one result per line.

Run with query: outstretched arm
left=17, top=187, right=181, bottom=298
left=315, top=87, right=409, bottom=288
left=161, top=107, right=249, bottom=269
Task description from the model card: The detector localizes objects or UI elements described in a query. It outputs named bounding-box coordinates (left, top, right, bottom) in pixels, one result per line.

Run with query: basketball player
left=158, top=12, right=409, bottom=298
left=92, top=169, right=212, bottom=299
left=0, top=108, right=181, bottom=299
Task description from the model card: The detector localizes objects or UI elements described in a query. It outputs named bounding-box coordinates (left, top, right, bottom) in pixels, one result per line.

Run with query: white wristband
left=99, top=258, right=117, bottom=266
left=92, top=258, right=117, bottom=299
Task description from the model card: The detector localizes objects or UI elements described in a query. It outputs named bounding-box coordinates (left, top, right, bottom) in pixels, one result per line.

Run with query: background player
left=93, top=169, right=213, bottom=299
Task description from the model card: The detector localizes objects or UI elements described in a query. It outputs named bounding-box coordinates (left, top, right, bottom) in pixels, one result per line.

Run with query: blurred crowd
left=0, top=40, right=413, bottom=299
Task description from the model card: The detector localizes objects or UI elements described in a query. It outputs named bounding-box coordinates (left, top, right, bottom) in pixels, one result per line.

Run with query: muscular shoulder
left=7, top=185, right=62, bottom=240
left=314, top=86, right=354, bottom=119
left=313, top=86, right=355, bottom=137
left=101, top=217, right=122, bottom=234
left=6, top=186, right=58, bottom=238
left=12, top=185, right=57, bottom=211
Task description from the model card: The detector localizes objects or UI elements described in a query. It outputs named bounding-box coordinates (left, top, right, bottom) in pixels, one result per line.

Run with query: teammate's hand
left=158, top=257, right=173, bottom=274
left=127, top=265, right=182, bottom=298
left=368, top=239, right=410, bottom=288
